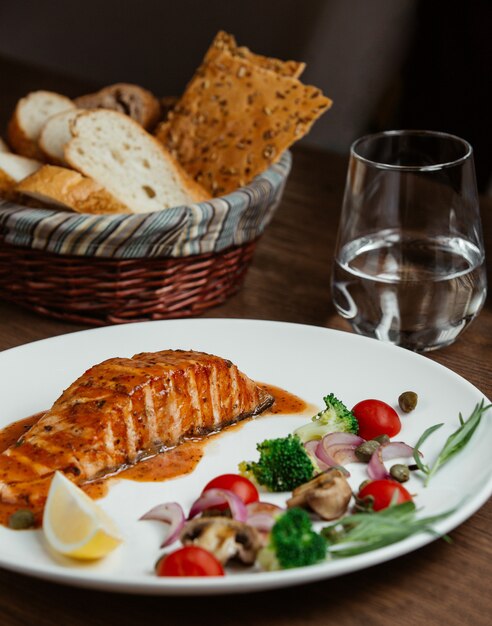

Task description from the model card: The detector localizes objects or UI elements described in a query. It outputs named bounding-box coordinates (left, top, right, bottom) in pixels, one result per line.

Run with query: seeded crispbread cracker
left=163, top=49, right=332, bottom=196
left=154, top=32, right=305, bottom=144
left=204, top=31, right=306, bottom=79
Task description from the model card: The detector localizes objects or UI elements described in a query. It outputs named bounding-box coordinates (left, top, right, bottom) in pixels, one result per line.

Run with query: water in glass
left=332, top=229, right=487, bottom=352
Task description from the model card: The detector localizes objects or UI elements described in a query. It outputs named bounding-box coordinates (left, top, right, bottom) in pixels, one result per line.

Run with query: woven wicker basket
left=0, top=153, right=291, bottom=325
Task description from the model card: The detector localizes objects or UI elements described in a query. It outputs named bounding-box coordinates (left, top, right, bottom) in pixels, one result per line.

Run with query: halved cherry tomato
left=202, top=473, right=259, bottom=510
left=358, top=479, right=412, bottom=511
left=352, top=399, right=401, bottom=440
left=156, top=546, right=224, bottom=577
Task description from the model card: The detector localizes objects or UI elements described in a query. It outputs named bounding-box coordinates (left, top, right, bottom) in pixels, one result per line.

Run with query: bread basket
left=0, top=152, right=291, bottom=325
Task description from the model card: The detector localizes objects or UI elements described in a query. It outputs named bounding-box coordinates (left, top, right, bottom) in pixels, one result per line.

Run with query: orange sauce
left=118, top=440, right=206, bottom=483
left=0, top=384, right=315, bottom=526
left=260, top=383, right=318, bottom=416
left=0, top=413, right=44, bottom=451
left=0, top=413, right=45, bottom=526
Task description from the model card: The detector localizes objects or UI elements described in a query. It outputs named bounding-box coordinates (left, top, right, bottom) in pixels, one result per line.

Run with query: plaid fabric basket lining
left=0, top=152, right=291, bottom=259
left=0, top=153, right=291, bottom=324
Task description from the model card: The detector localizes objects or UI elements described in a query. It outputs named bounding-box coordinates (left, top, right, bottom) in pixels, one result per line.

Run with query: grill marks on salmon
left=0, top=350, right=273, bottom=507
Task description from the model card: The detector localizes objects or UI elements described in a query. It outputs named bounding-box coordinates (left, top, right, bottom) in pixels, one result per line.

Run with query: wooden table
left=1, top=57, right=491, bottom=625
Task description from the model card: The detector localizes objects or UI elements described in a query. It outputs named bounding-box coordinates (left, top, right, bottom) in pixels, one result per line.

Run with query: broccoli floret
left=294, top=393, right=359, bottom=443
left=239, top=434, right=315, bottom=492
left=258, top=507, right=327, bottom=570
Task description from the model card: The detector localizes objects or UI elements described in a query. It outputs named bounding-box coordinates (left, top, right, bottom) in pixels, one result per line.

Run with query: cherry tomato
left=358, top=479, right=412, bottom=511
left=156, top=546, right=225, bottom=577
left=352, top=399, right=401, bottom=440
left=202, top=473, right=259, bottom=510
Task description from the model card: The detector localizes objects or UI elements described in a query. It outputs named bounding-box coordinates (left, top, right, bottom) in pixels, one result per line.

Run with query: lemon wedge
left=43, top=471, right=122, bottom=560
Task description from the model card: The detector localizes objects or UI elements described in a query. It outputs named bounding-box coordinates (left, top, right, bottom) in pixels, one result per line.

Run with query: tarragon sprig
left=413, top=399, right=491, bottom=486
left=321, top=501, right=453, bottom=557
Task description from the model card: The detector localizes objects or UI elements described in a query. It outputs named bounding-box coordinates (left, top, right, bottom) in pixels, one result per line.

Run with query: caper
left=8, top=509, right=35, bottom=530
left=355, top=439, right=380, bottom=462
left=372, top=434, right=390, bottom=445
left=389, top=464, right=410, bottom=483
left=398, top=391, right=418, bottom=413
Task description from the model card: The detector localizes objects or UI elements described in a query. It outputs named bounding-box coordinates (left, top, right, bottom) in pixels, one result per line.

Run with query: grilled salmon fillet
left=0, top=350, right=273, bottom=507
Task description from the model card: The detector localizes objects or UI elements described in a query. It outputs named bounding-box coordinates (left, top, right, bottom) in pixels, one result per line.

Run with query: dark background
left=0, top=0, right=490, bottom=190
left=396, top=1, right=492, bottom=192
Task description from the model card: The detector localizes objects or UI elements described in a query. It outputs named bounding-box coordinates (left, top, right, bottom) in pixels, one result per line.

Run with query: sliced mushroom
left=286, top=468, right=352, bottom=520
left=180, top=517, right=261, bottom=565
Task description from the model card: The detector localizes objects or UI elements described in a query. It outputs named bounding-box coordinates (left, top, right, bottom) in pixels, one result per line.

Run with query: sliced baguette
left=7, top=90, right=76, bottom=160
left=0, top=153, right=42, bottom=200
left=0, top=137, right=11, bottom=153
left=15, top=164, right=131, bottom=214
left=39, top=109, right=82, bottom=165
left=74, top=83, right=161, bottom=130
left=65, top=110, right=210, bottom=213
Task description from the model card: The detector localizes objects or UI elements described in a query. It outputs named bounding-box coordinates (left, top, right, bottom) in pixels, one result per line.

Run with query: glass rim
left=350, top=130, right=473, bottom=172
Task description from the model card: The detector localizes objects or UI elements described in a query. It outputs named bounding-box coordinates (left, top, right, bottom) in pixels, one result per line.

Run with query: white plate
left=0, top=319, right=491, bottom=595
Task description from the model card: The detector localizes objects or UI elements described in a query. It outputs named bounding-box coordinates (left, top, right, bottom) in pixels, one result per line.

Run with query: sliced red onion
left=323, top=432, right=366, bottom=445
left=304, top=440, right=330, bottom=471
left=188, top=488, right=248, bottom=522
left=367, top=441, right=416, bottom=480
left=319, top=444, right=360, bottom=465
left=139, top=502, right=185, bottom=547
left=246, top=501, right=284, bottom=532
left=316, top=433, right=365, bottom=467
left=304, top=440, right=319, bottom=456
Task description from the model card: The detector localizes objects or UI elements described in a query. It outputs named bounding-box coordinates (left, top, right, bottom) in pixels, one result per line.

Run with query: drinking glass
left=331, top=130, right=487, bottom=352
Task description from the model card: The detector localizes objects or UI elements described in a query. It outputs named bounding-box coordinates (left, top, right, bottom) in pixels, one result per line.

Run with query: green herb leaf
left=412, top=400, right=491, bottom=486
left=412, top=423, right=444, bottom=473
left=321, top=502, right=454, bottom=557
left=424, top=400, right=491, bottom=485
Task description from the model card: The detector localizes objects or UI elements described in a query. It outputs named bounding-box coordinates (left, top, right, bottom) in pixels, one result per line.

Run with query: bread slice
left=163, top=48, right=332, bottom=196
left=16, top=165, right=131, bottom=214
left=0, top=153, right=42, bottom=199
left=0, top=137, right=11, bottom=153
left=65, top=110, right=210, bottom=213
left=7, top=90, right=76, bottom=160
left=74, top=83, right=161, bottom=130
left=38, top=109, right=82, bottom=165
